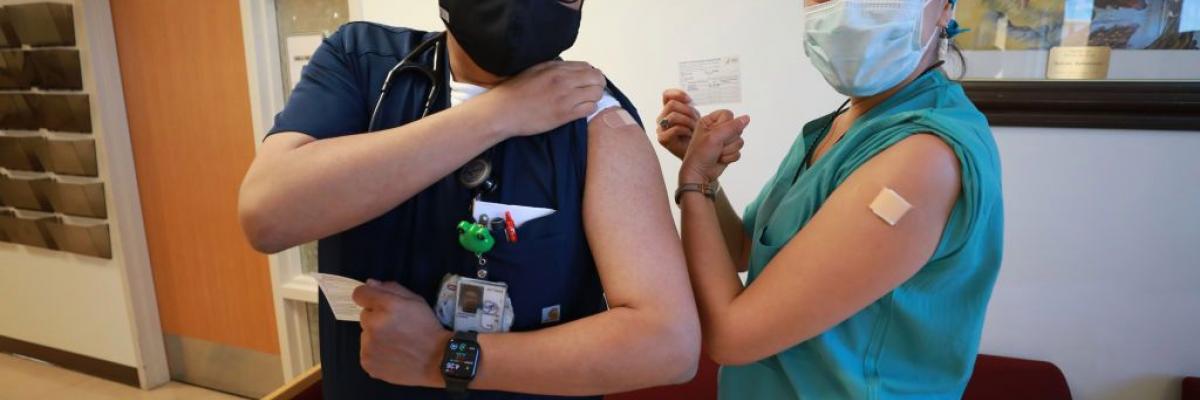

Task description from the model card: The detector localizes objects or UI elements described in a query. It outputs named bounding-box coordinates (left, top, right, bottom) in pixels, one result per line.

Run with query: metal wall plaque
left=1046, top=46, right=1113, bottom=80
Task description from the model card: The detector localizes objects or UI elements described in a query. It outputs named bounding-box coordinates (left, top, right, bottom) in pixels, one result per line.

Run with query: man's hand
left=477, top=60, right=607, bottom=138
left=679, top=110, right=750, bottom=185
left=353, top=280, right=451, bottom=388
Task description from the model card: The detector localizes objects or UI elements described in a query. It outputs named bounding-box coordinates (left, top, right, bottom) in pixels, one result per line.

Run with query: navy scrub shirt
left=268, top=22, right=643, bottom=400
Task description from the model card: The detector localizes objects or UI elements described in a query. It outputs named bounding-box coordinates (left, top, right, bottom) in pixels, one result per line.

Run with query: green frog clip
left=457, top=221, right=496, bottom=255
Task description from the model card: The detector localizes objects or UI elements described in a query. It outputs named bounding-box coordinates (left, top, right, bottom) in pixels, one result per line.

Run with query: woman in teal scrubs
left=657, top=0, right=1003, bottom=398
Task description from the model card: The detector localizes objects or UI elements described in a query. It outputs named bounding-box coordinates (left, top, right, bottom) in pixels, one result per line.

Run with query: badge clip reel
left=457, top=157, right=505, bottom=279
left=436, top=274, right=515, bottom=333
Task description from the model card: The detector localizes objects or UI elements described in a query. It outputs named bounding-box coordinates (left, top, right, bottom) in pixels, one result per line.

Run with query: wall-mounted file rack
left=0, top=0, right=167, bottom=388
left=0, top=1, right=106, bottom=259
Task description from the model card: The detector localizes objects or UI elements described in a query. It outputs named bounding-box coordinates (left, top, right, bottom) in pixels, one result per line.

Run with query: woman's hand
left=478, top=60, right=607, bottom=138
left=656, top=89, right=702, bottom=160
left=679, top=110, right=750, bottom=185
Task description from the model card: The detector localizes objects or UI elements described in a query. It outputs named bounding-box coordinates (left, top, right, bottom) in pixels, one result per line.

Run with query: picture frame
left=951, top=0, right=1200, bottom=131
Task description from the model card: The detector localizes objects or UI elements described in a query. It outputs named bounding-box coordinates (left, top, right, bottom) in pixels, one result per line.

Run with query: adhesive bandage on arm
left=869, top=187, right=913, bottom=226
left=601, top=108, right=638, bottom=129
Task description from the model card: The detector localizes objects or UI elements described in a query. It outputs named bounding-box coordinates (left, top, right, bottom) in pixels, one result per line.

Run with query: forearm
left=713, top=189, right=750, bottom=270
left=470, top=307, right=695, bottom=395
left=239, top=102, right=505, bottom=253
left=679, top=192, right=744, bottom=358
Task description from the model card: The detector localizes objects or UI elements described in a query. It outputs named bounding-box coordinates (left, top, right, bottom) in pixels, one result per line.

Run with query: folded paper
left=473, top=200, right=555, bottom=229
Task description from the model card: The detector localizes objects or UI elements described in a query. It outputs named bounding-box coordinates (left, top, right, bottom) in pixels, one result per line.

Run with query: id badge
left=454, top=277, right=508, bottom=333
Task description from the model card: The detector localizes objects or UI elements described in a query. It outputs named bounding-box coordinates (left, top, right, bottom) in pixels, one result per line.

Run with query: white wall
left=0, top=1, right=163, bottom=383
left=356, top=2, right=1200, bottom=399
left=984, top=126, right=1200, bottom=400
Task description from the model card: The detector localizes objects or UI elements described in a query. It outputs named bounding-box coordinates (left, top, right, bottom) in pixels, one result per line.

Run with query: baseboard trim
left=0, top=335, right=140, bottom=387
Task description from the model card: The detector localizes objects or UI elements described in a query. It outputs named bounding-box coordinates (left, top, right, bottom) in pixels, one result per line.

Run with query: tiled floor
left=0, top=353, right=245, bottom=400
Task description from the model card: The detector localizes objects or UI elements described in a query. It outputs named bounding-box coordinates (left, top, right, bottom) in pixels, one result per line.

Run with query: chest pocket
left=484, top=208, right=586, bottom=330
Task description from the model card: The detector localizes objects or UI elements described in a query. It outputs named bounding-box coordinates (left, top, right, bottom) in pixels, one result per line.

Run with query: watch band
left=675, top=181, right=721, bottom=205
left=445, top=331, right=479, bottom=400
left=455, top=330, right=478, bottom=341
left=446, top=378, right=470, bottom=400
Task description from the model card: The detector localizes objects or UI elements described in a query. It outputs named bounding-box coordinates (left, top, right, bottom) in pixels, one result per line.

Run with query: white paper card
left=473, top=200, right=555, bottom=228
left=313, top=273, right=365, bottom=322
left=679, top=57, right=742, bottom=106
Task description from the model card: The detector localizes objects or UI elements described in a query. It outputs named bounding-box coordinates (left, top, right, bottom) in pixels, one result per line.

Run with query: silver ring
left=658, top=118, right=670, bottom=129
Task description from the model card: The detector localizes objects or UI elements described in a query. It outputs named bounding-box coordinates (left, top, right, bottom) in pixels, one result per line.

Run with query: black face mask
left=440, top=0, right=582, bottom=77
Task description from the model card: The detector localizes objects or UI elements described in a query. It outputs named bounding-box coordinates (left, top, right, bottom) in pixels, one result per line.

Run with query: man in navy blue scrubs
left=238, top=0, right=700, bottom=398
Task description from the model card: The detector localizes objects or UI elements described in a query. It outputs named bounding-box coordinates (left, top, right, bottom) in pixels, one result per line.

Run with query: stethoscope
left=366, top=31, right=498, bottom=195
left=367, top=32, right=446, bottom=133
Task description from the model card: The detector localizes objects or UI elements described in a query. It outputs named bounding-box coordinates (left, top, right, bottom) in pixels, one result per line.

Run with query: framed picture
left=951, top=0, right=1200, bottom=130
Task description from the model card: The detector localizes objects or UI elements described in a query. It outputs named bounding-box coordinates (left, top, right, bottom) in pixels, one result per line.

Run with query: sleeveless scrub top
left=720, top=70, right=1005, bottom=400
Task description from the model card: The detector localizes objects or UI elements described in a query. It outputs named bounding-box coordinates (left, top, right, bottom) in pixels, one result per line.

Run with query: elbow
left=238, top=183, right=290, bottom=254
left=704, top=327, right=760, bottom=367
left=649, top=314, right=702, bottom=385
left=707, top=343, right=756, bottom=367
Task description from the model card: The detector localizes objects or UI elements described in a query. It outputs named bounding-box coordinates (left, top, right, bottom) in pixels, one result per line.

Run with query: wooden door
left=108, top=0, right=281, bottom=397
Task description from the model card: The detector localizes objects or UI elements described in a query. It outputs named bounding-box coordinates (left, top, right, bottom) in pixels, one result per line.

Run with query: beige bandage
left=601, top=108, right=638, bottom=129
left=869, top=188, right=913, bottom=226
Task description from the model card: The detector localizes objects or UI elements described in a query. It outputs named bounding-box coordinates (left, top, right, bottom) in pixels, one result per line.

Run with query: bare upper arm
left=582, top=107, right=693, bottom=313
left=716, top=133, right=962, bottom=364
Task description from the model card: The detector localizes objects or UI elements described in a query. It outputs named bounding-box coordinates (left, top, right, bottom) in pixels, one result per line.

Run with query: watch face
left=442, top=339, right=480, bottom=379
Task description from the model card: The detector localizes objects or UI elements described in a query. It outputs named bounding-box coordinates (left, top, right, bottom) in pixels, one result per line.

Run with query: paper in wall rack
left=0, top=93, right=39, bottom=130
left=0, top=208, right=110, bottom=259
left=0, top=172, right=104, bottom=218
left=0, top=135, right=45, bottom=171
left=31, top=176, right=105, bottom=218
left=35, top=136, right=97, bottom=177
left=0, top=135, right=100, bottom=176
left=4, top=3, right=74, bottom=48
left=27, top=49, right=82, bottom=90
left=0, top=49, right=82, bottom=90
left=0, top=208, right=55, bottom=249
left=0, top=208, right=8, bottom=242
left=0, top=8, right=20, bottom=49
left=44, top=216, right=110, bottom=259
left=30, top=94, right=91, bottom=133
left=0, top=172, right=52, bottom=211
left=0, top=49, right=32, bottom=89
left=0, top=94, right=92, bottom=133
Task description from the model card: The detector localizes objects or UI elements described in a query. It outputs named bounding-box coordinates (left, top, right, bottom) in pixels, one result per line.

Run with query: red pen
left=504, top=211, right=518, bottom=243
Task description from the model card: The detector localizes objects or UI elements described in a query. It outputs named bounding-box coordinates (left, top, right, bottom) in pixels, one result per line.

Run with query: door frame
left=238, top=0, right=364, bottom=381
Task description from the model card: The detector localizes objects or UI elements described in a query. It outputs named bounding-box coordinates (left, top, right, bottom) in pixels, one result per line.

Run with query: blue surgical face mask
left=804, top=0, right=939, bottom=97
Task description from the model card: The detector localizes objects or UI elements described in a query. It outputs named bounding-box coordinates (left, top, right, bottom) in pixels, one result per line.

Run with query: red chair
left=611, top=354, right=1072, bottom=400
left=1182, top=377, right=1200, bottom=400
left=607, top=356, right=719, bottom=400
left=962, top=354, right=1072, bottom=400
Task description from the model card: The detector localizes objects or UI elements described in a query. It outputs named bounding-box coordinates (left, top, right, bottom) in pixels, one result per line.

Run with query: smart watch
left=442, top=330, right=481, bottom=399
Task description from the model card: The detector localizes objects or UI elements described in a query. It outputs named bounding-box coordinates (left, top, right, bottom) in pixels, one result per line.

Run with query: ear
left=938, top=0, right=954, bottom=29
